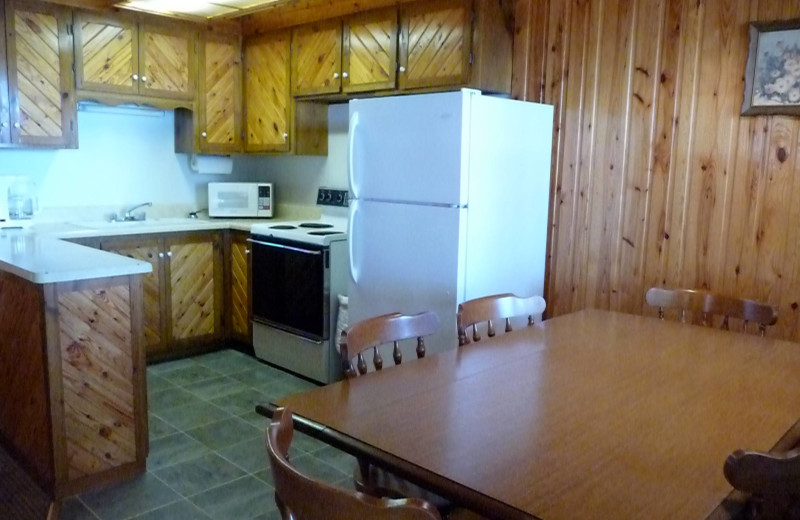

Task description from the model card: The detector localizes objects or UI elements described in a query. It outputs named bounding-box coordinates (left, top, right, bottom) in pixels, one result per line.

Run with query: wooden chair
left=457, top=293, right=546, bottom=346
left=340, top=311, right=440, bottom=378
left=266, top=407, right=442, bottom=520
left=644, top=287, right=778, bottom=336
left=724, top=448, right=800, bottom=520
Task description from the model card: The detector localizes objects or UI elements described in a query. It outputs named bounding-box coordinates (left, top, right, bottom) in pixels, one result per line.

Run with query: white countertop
left=0, top=217, right=280, bottom=284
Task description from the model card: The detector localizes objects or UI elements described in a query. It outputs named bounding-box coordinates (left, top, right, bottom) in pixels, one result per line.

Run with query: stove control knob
left=324, top=191, right=332, bottom=202
left=336, top=192, right=344, bottom=205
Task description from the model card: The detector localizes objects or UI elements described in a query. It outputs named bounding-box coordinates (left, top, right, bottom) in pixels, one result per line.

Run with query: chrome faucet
left=122, top=202, right=152, bottom=221
left=188, top=208, right=208, bottom=219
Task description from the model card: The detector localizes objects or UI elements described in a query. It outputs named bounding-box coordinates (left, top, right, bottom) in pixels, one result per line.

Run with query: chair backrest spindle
left=458, top=293, right=546, bottom=346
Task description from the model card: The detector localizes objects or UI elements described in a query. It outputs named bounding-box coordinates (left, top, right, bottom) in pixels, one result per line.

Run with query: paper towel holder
left=190, top=154, right=234, bottom=175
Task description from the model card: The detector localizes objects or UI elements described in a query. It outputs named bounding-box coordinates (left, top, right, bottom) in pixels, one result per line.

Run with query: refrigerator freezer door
left=348, top=199, right=466, bottom=357
left=349, top=91, right=473, bottom=206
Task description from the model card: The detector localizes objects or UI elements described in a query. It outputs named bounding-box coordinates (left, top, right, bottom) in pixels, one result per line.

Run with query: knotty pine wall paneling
left=514, top=0, right=800, bottom=342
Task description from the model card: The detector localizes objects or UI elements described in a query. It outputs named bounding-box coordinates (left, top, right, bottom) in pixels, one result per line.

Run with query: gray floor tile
left=185, top=416, right=263, bottom=451
left=182, top=375, right=249, bottom=401
left=147, top=433, right=211, bottom=472
left=217, top=437, right=270, bottom=473
left=146, top=375, right=175, bottom=396
left=161, top=364, right=223, bottom=387
left=313, top=445, right=357, bottom=475
left=149, top=358, right=197, bottom=375
left=251, top=511, right=282, bottom=520
left=157, top=401, right=233, bottom=431
left=127, top=499, right=212, bottom=520
left=80, top=473, right=180, bottom=520
left=189, top=476, right=275, bottom=520
left=236, top=410, right=271, bottom=431
left=149, top=415, right=177, bottom=441
left=229, top=367, right=285, bottom=389
left=193, top=350, right=263, bottom=375
left=58, top=498, right=98, bottom=520
left=153, top=452, right=246, bottom=498
left=291, top=431, right=329, bottom=454
left=208, top=388, right=272, bottom=416
left=290, top=454, right=349, bottom=486
left=149, top=387, right=204, bottom=414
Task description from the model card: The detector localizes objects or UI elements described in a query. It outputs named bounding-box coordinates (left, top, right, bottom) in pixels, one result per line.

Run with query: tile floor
left=58, top=349, right=357, bottom=520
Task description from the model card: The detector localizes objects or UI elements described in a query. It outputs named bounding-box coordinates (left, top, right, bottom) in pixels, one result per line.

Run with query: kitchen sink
left=71, top=218, right=215, bottom=230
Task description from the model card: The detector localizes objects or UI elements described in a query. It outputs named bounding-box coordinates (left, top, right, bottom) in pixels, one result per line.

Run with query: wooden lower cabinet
left=226, top=230, right=252, bottom=345
left=97, top=231, right=223, bottom=362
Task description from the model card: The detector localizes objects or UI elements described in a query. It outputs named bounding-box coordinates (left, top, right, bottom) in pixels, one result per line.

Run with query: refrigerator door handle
left=348, top=111, right=360, bottom=199
left=348, top=199, right=359, bottom=283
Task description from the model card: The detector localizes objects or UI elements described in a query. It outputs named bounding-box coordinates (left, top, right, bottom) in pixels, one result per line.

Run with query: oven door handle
left=246, top=238, right=322, bottom=256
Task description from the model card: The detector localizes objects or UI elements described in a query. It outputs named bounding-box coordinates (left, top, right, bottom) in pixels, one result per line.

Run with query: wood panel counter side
left=0, top=270, right=147, bottom=499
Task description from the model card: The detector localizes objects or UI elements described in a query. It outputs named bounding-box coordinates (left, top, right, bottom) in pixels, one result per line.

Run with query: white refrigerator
left=347, top=89, right=553, bottom=357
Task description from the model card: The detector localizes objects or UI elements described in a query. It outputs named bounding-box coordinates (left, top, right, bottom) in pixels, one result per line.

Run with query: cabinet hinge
left=469, top=51, right=474, bottom=66
left=66, top=23, right=73, bottom=36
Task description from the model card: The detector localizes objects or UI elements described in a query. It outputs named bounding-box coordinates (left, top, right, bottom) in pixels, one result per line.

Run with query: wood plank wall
left=514, top=0, right=800, bottom=341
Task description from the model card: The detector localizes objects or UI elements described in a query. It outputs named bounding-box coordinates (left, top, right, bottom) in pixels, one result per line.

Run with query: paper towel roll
left=189, top=154, right=233, bottom=175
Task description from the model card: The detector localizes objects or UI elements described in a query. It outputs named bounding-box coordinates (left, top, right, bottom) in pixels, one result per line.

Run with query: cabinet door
left=228, top=232, right=251, bottom=343
left=343, top=9, right=397, bottom=94
left=167, top=233, right=222, bottom=343
left=0, top=5, right=10, bottom=144
left=291, top=19, right=342, bottom=96
left=74, top=12, right=138, bottom=95
left=399, top=0, right=471, bottom=90
left=244, top=31, right=291, bottom=153
left=100, top=237, right=166, bottom=358
left=138, top=24, right=195, bottom=100
left=5, top=0, right=76, bottom=148
left=198, top=34, right=242, bottom=154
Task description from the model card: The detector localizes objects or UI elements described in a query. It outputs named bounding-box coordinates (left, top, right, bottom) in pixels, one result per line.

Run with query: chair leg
left=46, top=501, right=60, bottom=520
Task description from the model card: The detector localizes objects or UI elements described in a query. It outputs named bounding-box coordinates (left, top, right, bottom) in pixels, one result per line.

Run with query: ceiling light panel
left=118, top=0, right=283, bottom=18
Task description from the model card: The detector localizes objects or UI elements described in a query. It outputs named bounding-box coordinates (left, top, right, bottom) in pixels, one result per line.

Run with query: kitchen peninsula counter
left=0, top=227, right=150, bottom=501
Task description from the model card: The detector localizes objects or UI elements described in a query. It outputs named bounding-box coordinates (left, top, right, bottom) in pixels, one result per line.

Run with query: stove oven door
left=249, top=235, right=329, bottom=341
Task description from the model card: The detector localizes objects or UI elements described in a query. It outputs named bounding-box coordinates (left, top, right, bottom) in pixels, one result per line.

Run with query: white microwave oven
left=208, top=182, right=273, bottom=218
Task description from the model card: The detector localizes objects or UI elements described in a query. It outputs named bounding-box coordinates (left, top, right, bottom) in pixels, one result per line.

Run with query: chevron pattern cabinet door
left=199, top=37, right=241, bottom=153
left=75, top=15, right=137, bottom=94
left=343, top=9, right=397, bottom=93
left=230, top=235, right=250, bottom=340
left=170, top=240, right=216, bottom=340
left=140, top=25, right=194, bottom=100
left=399, top=0, right=471, bottom=90
left=102, top=241, right=164, bottom=356
left=6, top=2, right=75, bottom=147
left=59, top=285, right=137, bottom=480
left=0, top=5, right=10, bottom=144
left=244, top=31, right=290, bottom=152
left=292, top=19, right=342, bottom=96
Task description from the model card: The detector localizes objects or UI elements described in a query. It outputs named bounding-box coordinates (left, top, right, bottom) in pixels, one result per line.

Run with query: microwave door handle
left=246, top=238, right=322, bottom=256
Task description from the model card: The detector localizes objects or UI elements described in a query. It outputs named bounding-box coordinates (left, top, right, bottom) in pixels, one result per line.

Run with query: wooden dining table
left=257, top=309, right=800, bottom=520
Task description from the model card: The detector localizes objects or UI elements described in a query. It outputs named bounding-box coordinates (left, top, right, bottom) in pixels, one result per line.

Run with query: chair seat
left=355, top=462, right=452, bottom=510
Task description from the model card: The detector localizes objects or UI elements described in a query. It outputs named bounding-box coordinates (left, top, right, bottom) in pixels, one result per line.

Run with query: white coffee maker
left=0, top=177, right=37, bottom=229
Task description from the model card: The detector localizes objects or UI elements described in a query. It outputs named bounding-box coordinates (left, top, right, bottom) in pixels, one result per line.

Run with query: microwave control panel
left=258, top=185, right=272, bottom=211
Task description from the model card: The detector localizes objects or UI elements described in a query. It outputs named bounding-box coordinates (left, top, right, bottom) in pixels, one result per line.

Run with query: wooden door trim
left=197, top=31, right=243, bottom=154
left=6, top=0, right=77, bottom=148
left=342, top=7, right=398, bottom=94
left=244, top=30, right=291, bottom=153
left=138, top=22, right=197, bottom=101
left=398, top=0, right=472, bottom=91
left=73, top=10, right=139, bottom=95
left=291, top=18, right=343, bottom=97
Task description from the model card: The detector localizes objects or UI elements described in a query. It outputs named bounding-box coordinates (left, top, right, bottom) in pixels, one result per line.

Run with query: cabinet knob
left=342, top=72, right=349, bottom=79
left=13, top=122, right=20, bottom=129
left=0, top=122, right=6, bottom=128
left=167, top=251, right=172, bottom=257
left=201, top=132, right=207, bottom=138
left=399, top=66, right=406, bottom=73
left=245, top=248, right=251, bottom=255
left=158, top=252, right=164, bottom=258
left=141, top=76, right=148, bottom=83
left=333, top=72, right=339, bottom=79
left=283, top=133, right=288, bottom=140
left=132, top=73, right=139, bottom=80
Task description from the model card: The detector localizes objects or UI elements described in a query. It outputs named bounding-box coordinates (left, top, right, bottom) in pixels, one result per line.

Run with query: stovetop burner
left=299, top=223, right=333, bottom=229
left=270, top=225, right=297, bottom=230
left=308, top=231, right=341, bottom=236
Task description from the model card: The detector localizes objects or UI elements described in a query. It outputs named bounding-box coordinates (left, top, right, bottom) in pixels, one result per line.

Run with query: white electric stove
left=249, top=188, right=349, bottom=383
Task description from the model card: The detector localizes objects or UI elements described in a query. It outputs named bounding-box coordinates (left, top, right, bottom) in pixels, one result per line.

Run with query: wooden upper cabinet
left=0, top=4, right=10, bottom=144
left=343, top=9, right=398, bottom=93
left=292, top=19, right=342, bottom=96
left=244, top=30, right=291, bottom=153
left=197, top=33, right=242, bottom=153
left=4, top=0, right=76, bottom=148
left=399, top=0, right=472, bottom=90
left=74, top=12, right=137, bottom=94
left=139, top=24, right=194, bottom=100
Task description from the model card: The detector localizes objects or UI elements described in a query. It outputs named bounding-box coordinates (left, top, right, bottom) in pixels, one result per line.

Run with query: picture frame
left=742, top=20, right=800, bottom=115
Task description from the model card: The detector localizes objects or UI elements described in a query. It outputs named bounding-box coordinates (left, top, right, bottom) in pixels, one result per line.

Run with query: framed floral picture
left=742, top=21, right=800, bottom=115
